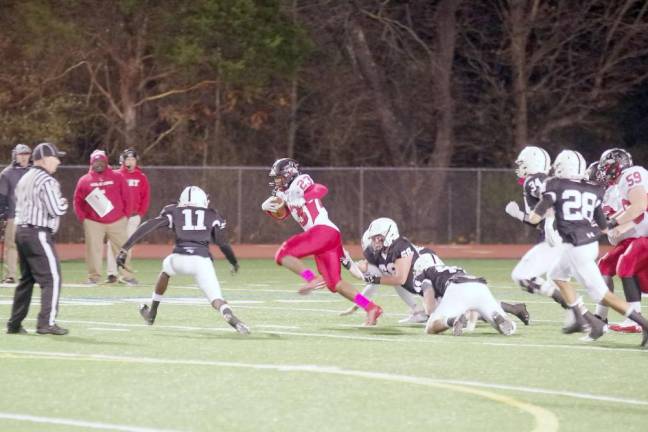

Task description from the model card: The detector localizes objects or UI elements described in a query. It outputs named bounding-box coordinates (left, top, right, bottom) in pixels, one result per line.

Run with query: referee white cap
left=33, top=142, right=66, bottom=161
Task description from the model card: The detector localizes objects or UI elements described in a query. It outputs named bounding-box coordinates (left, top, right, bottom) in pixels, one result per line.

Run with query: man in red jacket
left=73, top=150, right=135, bottom=285
left=106, top=148, right=150, bottom=283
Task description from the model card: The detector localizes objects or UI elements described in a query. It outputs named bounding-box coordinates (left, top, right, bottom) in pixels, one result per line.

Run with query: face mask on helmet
left=585, top=162, right=605, bottom=185
left=599, top=148, right=632, bottom=186
left=553, top=150, right=586, bottom=180
left=365, top=218, right=400, bottom=251
left=178, top=186, right=209, bottom=208
left=515, top=146, right=551, bottom=178
left=269, top=158, right=300, bottom=192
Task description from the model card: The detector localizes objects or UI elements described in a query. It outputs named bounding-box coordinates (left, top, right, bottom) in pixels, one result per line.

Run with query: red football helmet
left=599, top=148, right=632, bottom=186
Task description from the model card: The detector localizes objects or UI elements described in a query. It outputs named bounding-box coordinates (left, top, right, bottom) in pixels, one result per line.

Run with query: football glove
left=505, top=201, right=525, bottom=221
left=116, top=249, right=128, bottom=269
left=261, top=196, right=283, bottom=212
left=363, top=273, right=381, bottom=285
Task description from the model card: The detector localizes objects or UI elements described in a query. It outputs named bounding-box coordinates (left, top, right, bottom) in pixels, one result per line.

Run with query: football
left=267, top=196, right=288, bottom=220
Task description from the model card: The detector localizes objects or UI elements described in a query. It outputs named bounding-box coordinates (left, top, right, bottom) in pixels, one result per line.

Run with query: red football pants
left=275, top=225, right=343, bottom=292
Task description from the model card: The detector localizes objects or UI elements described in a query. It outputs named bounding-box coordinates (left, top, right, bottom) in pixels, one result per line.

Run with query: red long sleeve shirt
left=116, top=166, right=150, bottom=218
left=73, top=168, right=131, bottom=223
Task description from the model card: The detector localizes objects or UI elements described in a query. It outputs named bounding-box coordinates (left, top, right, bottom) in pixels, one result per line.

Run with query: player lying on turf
left=527, top=150, right=648, bottom=347
left=357, top=218, right=529, bottom=328
left=116, top=186, right=249, bottom=334
left=411, top=255, right=518, bottom=336
left=261, top=158, right=383, bottom=326
left=339, top=225, right=429, bottom=324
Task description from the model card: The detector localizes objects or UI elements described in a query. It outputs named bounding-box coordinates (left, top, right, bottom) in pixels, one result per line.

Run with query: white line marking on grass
left=0, top=412, right=182, bottom=432
left=274, top=299, right=340, bottom=303
left=0, top=350, right=558, bottom=432
left=87, top=327, right=130, bottom=332
left=254, top=324, right=301, bottom=330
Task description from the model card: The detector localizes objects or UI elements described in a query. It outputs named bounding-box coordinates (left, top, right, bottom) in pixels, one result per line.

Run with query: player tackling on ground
left=261, top=158, right=383, bottom=325
left=116, top=186, right=249, bottom=334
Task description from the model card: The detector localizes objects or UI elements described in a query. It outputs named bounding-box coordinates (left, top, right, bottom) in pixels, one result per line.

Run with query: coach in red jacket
left=73, top=150, right=136, bottom=285
left=106, top=148, right=150, bottom=282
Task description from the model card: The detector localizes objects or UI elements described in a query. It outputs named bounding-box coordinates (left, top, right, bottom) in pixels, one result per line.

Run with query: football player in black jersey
left=339, top=223, right=432, bottom=323
left=412, top=257, right=517, bottom=336
left=506, top=146, right=570, bottom=312
left=528, top=150, right=648, bottom=347
left=359, top=218, right=529, bottom=327
left=116, top=186, right=249, bottom=334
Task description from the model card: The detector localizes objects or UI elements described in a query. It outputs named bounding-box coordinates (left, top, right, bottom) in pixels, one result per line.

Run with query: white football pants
left=548, top=241, right=609, bottom=303
left=511, top=241, right=558, bottom=284
left=162, top=254, right=223, bottom=303
left=426, top=281, right=510, bottom=332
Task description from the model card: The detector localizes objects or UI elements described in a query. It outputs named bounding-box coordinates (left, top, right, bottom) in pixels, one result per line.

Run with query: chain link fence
left=54, top=166, right=540, bottom=244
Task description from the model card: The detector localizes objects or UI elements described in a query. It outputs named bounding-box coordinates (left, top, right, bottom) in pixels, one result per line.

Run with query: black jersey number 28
left=562, top=190, right=597, bottom=222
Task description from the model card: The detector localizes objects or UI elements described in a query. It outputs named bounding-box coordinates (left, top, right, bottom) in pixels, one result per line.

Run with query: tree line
left=1, top=0, right=647, bottom=168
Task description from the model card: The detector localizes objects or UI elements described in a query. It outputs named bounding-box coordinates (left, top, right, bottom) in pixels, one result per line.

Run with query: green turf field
left=1, top=258, right=647, bottom=432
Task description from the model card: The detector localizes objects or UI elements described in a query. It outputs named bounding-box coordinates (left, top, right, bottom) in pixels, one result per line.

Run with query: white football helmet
left=365, top=217, right=400, bottom=249
left=553, top=150, right=587, bottom=180
left=178, top=186, right=209, bottom=208
left=361, top=229, right=373, bottom=251
left=515, top=146, right=551, bottom=177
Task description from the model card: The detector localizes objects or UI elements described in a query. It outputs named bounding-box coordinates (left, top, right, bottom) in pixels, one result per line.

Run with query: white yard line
left=2, top=350, right=646, bottom=408
left=0, top=412, right=182, bottom=432
left=87, top=327, right=130, bottom=332
left=0, top=350, right=561, bottom=431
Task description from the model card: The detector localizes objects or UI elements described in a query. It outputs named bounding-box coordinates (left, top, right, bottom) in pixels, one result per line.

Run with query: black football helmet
left=269, top=158, right=300, bottom=192
left=599, top=148, right=632, bottom=186
left=586, top=161, right=604, bottom=185
left=119, top=148, right=138, bottom=165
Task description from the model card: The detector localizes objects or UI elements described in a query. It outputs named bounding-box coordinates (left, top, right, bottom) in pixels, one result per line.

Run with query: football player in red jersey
left=597, top=149, right=648, bottom=333
left=261, top=158, right=383, bottom=326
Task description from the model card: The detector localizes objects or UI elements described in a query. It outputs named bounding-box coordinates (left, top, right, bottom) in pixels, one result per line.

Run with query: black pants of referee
left=7, top=226, right=62, bottom=331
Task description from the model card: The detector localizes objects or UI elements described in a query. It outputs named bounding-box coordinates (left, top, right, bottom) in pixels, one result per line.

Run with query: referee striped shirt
left=14, top=166, right=68, bottom=233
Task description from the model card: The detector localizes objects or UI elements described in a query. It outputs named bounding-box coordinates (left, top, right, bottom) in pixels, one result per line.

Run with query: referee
left=6, top=142, right=69, bottom=335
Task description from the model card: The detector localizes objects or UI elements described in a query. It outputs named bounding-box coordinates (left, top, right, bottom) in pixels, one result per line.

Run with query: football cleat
left=641, top=329, right=648, bottom=348
left=609, top=322, right=642, bottom=334
left=139, top=304, right=156, bottom=325
left=398, top=311, right=429, bottom=324
left=504, top=303, right=530, bottom=326
left=493, top=312, right=516, bottom=336
left=364, top=305, right=383, bottom=326
left=298, top=275, right=327, bottom=295
left=339, top=305, right=359, bottom=316
left=581, top=313, right=607, bottom=341
left=221, top=309, right=250, bottom=335
left=452, top=313, right=469, bottom=336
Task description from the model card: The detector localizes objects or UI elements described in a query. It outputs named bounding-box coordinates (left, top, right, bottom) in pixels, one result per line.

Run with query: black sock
left=552, top=290, right=569, bottom=309
left=622, top=277, right=642, bottom=303
left=150, top=300, right=160, bottom=315
left=501, top=302, right=514, bottom=313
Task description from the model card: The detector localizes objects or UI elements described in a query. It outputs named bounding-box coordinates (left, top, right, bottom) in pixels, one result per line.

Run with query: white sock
left=538, top=279, right=557, bottom=297
left=595, top=304, right=609, bottom=320
left=395, top=286, right=418, bottom=309
left=629, top=301, right=641, bottom=314
left=361, top=284, right=378, bottom=298
left=152, top=293, right=164, bottom=302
